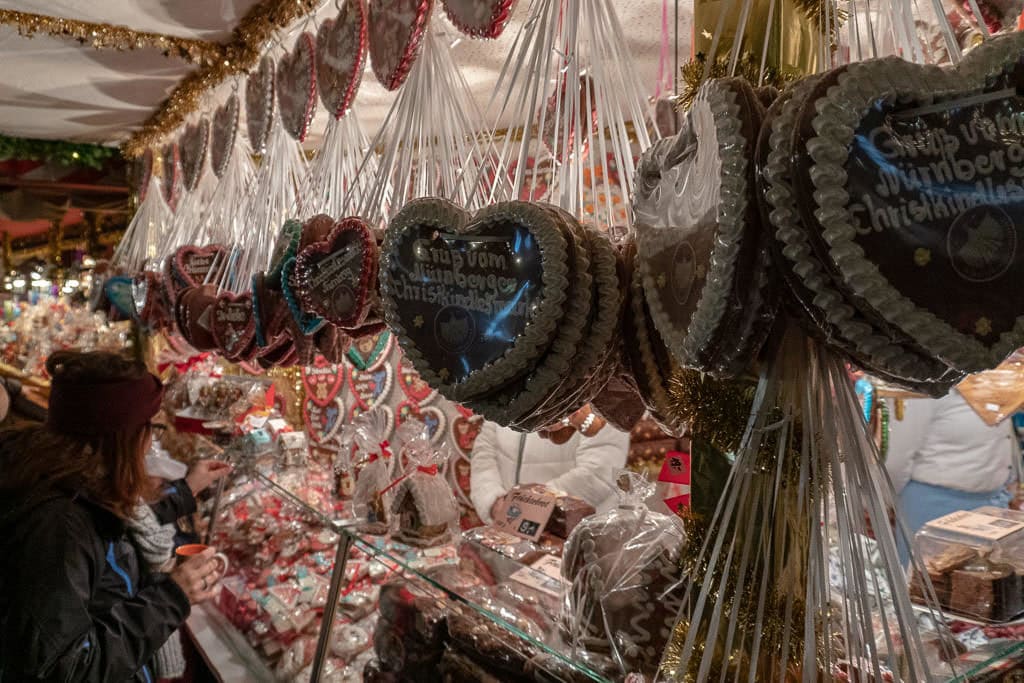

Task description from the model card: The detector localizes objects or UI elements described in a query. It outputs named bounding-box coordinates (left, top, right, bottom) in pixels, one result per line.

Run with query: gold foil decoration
left=122, top=0, right=318, bottom=158
left=0, top=9, right=221, bottom=65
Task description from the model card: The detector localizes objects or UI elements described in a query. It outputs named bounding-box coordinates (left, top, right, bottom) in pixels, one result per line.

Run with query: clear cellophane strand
left=112, top=180, right=171, bottom=273
left=227, top=114, right=307, bottom=292
left=659, top=325, right=956, bottom=682
left=158, top=156, right=218, bottom=262
left=305, top=111, right=375, bottom=219
left=202, top=132, right=257, bottom=292
left=470, top=0, right=653, bottom=239
left=343, top=22, right=508, bottom=229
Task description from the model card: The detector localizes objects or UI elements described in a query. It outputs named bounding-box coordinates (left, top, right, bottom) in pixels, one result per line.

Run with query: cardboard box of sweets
left=910, top=506, right=1024, bottom=622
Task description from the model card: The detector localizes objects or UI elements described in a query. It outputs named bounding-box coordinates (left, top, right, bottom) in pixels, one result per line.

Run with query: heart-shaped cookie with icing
left=398, top=354, right=436, bottom=403
left=277, top=32, right=318, bottom=142
left=441, top=0, right=515, bottom=39
left=131, top=271, right=171, bottom=330
left=347, top=329, right=393, bottom=370
left=804, top=33, right=1024, bottom=372
left=211, top=291, right=257, bottom=361
left=316, top=0, right=367, bottom=118
left=161, top=142, right=180, bottom=210
left=292, top=216, right=378, bottom=329
left=347, top=363, right=393, bottom=410
left=380, top=198, right=569, bottom=403
left=367, top=0, right=432, bottom=91
left=246, top=56, right=276, bottom=153
left=396, top=400, right=446, bottom=444
left=179, top=118, right=209, bottom=192
left=167, top=244, right=225, bottom=300
left=211, top=94, right=239, bottom=178
left=177, top=284, right=219, bottom=351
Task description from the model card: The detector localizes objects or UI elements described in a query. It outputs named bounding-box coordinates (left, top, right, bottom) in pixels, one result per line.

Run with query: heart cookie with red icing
left=292, top=216, right=378, bottom=329
left=179, top=118, right=209, bottom=192
left=277, top=32, right=318, bottom=142
left=316, top=0, right=367, bottom=118
left=450, top=409, right=483, bottom=455
left=398, top=354, right=436, bottom=403
left=396, top=400, right=446, bottom=444
left=347, top=363, right=393, bottom=411
left=367, top=0, right=432, bottom=91
left=441, top=0, right=516, bottom=39
left=211, top=94, right=239, bottom=178
left=211, top=291, right=257, bottom=361
left=246, top=56, right=276, bottom=153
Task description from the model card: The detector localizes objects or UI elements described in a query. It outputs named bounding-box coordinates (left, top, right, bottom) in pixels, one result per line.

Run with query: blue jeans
left=898, top=479, right=1012, bottom=566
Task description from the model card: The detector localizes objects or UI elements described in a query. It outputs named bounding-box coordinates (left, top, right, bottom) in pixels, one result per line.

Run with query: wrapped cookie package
left=561, top=472, right=686, bottom=679
left=911, top=506, right=1024, bottom=622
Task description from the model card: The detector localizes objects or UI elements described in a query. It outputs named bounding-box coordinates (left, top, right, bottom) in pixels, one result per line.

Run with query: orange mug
left=174, top=544, right=229, bottom=577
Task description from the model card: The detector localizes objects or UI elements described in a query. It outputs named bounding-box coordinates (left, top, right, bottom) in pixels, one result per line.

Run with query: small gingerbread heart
left=304, top=396, right=346, bottom=443
left=211, top=94, right=239, bottom=178
left=168, top=244, right=226, bottom=301
left=178, top=284, right=219, bottom=351
left=161, top=142, right=181, bottom=210
left=316, top=0, right=368, bottom=118
left=396, top=400, right=446, bottom=444
left=397, top=354, right=436, bottom=403
left=277, top=32, right=318, bottom=142
left=450, top=410, right=483, bottom=455
left=346, top=329, right=393, bottom=370
left=346, top=363, right=393, bottom=410
left=367, top=0, right=432, bottom=91
left=246, top=56, right=276, bottom=153
left=133, top=149, right=154, bottom=201
left=302, top=355, right=347, bottom=407
left=293, top=216, right=377, bottom=328
left=441, top=0, right=515, bottom=39
left=211, top=291, right=257, bottom=361
left=179, top=118, right=210, bottom=192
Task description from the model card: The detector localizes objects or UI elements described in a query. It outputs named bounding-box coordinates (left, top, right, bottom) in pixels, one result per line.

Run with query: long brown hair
left=0, top=351, right=153, bottom=518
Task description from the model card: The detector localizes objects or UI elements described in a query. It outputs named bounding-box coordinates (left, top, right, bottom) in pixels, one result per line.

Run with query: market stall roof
left=0, top=1, right=693, bottom=148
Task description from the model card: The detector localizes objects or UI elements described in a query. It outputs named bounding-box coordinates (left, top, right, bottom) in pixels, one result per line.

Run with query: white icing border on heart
left=808, top=36, right=1024, bottom=372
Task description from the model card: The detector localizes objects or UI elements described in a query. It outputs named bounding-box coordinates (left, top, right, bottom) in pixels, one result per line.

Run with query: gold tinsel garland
left=121, top=0, right=317, bottom=158
left=0, top=9, right=222, bottom=65
left=676, top=52, right=799, bottom=112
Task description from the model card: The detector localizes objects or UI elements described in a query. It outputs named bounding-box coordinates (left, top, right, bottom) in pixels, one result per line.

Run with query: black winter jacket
left=0, top=480, right=197, bottom=682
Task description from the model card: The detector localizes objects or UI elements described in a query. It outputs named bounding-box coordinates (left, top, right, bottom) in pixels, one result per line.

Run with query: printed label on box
left=492, top=488, right=557, bottom=542
left=927, top=510, right=1024, bottom=541
left=509, top=554, right=566, bottom=599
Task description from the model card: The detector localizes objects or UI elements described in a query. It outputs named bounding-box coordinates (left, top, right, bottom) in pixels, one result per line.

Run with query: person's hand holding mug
left=185, top=459, right=233, bottom=496
left=170, top=545, right=229, bottom=604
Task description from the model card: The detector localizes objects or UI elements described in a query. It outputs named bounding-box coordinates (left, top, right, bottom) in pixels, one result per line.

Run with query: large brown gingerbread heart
left=441, top=0, right=516, bottom=39
left=179, top=118, right=209, bottom=192
left=211, top=95, right=239, bottom=178
left=380, top=198, right=570, bottom=403
left=277, top=32, right=318, bottom=142
left=292, top=216, right=377, bottom=329
left=316, top=0, right=367, bottom=118
left=805, top=33, right=1024, bottom=372
left=367, top=0, right=432, bottom=91
left=246, top=56, right=276, bottom=153
left=167, top=244, right=226, bottom=300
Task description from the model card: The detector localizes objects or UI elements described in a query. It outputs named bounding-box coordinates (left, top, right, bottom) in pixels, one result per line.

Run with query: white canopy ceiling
left=0, top=1, right=694, bottom=148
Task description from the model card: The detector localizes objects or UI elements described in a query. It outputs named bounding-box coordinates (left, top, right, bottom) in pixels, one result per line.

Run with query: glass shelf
left=205, top=470, right=1024, bottom=683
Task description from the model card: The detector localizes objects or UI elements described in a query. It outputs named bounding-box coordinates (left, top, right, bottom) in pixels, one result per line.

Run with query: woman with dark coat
left=0, top=351, right=228, bottom=682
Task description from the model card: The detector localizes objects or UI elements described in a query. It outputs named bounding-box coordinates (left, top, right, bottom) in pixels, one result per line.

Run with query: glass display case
left=195, top=467, right=1024, bottom=683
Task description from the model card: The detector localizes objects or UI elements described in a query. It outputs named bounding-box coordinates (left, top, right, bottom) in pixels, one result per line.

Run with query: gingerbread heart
left=268, top=219, right=302, bottom=288
left=131, top=271, right=170, bottom=329
left=246, top=55, right=276, bottom=153
left=133, top=149, right=154, bottom=200
left=346, top=329, right=393, bottom=370
left=178, top=284, right=219, bottom=351
left=450, top=410, right=483, bottom=455
left=161, top=142, right=180, bottom=210
left=804, top=35, right=1024, bottom=372
left=542, top=75, right=599, bottom=163
left=211, top=94, right=239, bottom=178
left=211, top=291, right=257, bottom=361
left=380, top=198, right=569, bottom=403
left=304, top=396, right=346, bottom=443
left=292, top=216, right=377, bottom=328
left=277, top=32, right=318, bottom=142
left=398, top=354, right=436, bottom=403
left=441, top=0, right=515, bottom=39
left=281, top=256, right=326, bottom=335
left=179, top=118, right=210, bottom=192
left=168, top=244, right=226, bottom=299
left=367, top=0, right=432, bottom=91
left=346, top=363, right=393, bottom=410
left=396, top=400, right=446, bottom=444
left=302, top=355, right=346, bottom=407
left=316, top=0, right=367, bottom=118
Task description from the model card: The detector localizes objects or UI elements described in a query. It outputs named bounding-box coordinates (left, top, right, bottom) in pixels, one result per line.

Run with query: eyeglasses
left=148, top=422, right=168, bottom=434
